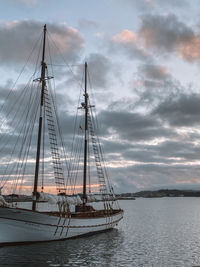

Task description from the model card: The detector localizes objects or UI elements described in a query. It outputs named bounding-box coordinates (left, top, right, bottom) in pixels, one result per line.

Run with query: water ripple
left=1, top=198, right=200, bottom=266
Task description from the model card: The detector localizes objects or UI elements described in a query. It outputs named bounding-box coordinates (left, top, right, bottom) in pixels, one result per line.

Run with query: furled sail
left=37, top=192, right=82, bottom=205
left=37, top=192, right=115, bottom=205
left=0, top=195, right=10, bottom=207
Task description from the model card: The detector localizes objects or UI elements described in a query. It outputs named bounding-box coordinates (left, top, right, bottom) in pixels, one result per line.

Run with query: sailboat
left=0, top=25, right=123, bottom=245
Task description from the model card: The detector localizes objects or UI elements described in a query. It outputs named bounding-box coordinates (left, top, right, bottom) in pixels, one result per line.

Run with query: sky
left=1, top=0, right=200, bottom=193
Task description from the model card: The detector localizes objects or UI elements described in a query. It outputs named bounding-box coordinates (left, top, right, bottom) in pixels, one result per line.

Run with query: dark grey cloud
left=65, top=53, right=113, bottom=89
left=1, top=83, right=200, bottom=193
left=139, top=14, right=194, bottom=54
left=153, top=93, right=200, bottom=126
left=0, top=80, right=73, bottom=186
left=86, top=53, right=112, bottom=88
left=109, top=13, right=199, bottom=62
left=122, top=148, right=174, bottom=164
left=139, top=64, right=170, bottom=81
left=103, top=140, right=131, bottom=154
left=0, top=20, right=84, bottom=66
left=157, top=140, right=200, bottom=161
left=106, top=139, right=200, bottom=166
left=99, top=110, right=176, bottom=141
left=132, top=62, right=184, bottom=112
left=0, top=17, right=199, bottom=194
left=123, top=141, right=200, bottom=163
left=138, top=13, right=200, bottom=62
left=111, top=161, right=200, bottom=193
left=94, top=72, right=200, bottom=192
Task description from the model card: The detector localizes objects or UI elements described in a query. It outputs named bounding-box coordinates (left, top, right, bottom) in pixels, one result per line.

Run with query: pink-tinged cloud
left=111, top=29, right=151, bottom=61
left=50, top=26, right=84, bottom=55
left=0, top=20, right=84, bottom=65
left=178, top=37, right=200, bottom=61
left=112, top=29, right=137, bottom=44
left=138, top=13, right=200, bottom=62
left=176, top=178, right=200, bottom=185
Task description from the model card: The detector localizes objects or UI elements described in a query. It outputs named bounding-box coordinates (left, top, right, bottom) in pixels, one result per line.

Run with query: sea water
left=1, top=198, right=200, bottom=266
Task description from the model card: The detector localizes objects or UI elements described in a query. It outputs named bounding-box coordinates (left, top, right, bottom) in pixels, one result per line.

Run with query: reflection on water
left=1, top=198, right=200, bottom=266
left=0, top=228, right=123, bottom=267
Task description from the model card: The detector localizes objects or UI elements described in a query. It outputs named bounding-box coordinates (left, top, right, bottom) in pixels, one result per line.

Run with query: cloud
left=103, top=140, right=131, bottom=154
left=121, top=140, right=200, bottom=164
left=139, top=13, right=200, bottom=62
left=139, top=64, right=170, bottom=81
left=1, top=81, right=200, bottom=193
left=156, top=140, right=200, bottom=161
left=139, top=14, right=193, bottom=52
left=0, top=79, right=77, bottom=193
left=85, top=53, right=113, bottom=88
left=122, top=0, right=188, bottom=12
left=153, top=93, right=200, bottom=127
left=112, top=29, right=137, bottom=44
left=155, top=0, right=188, bottom=8
left=123, top=163, right=200, bottom=189
left=65, top=53, right=113, bottom=89
left=122, top=147, right=173, bottom=164
left=1, top=15, right=200, bottom=194
left=109, top=14, right=200, bottom=63
left=111, top=29, right=151, bottom=61
left=131, top=63, right=181, bottom=111
left=78, top=19, right=98, bottom=31
left=178, top=36, right=200, bottom=61
left=99, top=109, right=176, bottom=141
left=0, top=20, right=84, bottom=66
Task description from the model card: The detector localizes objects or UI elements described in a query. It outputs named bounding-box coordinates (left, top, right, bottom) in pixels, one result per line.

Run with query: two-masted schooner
left=0, top=25, right=123, bottom=245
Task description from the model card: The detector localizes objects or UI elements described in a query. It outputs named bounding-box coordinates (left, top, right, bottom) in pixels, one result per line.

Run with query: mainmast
left=82, top=62, right=88, bottom=208
left=32, top=24, right=47, bottom=211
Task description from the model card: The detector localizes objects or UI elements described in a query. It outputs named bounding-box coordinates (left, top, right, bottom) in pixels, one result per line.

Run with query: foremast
left=32, top=24, right=47, bottom=211
left=82, top=62, right=88, bottom=209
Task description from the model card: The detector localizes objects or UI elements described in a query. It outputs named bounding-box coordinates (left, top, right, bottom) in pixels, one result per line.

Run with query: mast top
left=84, top=62, right=87, bottom=95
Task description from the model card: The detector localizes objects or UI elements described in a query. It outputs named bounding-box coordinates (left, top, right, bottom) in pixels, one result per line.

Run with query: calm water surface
left=1, top=198, right=200, bottom=266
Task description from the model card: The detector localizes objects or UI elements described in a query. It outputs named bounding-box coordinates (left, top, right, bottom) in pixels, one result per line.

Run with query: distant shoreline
left=4, top=189, right=200, bottom=202
left=116, top=189, right=200, bottom=199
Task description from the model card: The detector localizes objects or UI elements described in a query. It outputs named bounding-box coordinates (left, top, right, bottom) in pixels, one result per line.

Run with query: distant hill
left=4, top=189, right=200, bottom=202
left=116, top=189, right=200, bottom=198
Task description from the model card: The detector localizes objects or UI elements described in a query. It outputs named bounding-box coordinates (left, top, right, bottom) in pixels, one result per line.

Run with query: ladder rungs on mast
left=53, top=166, right=62, bottom=170
left=55, top=181, right=65, bottom=185
left=52, top=161, right=61, bottom=165
left=44, top=87, right=65, bottom=192
left=54, top=171, right=63, bottom=175
left=52, top=156, right=60, bottom=160
left=88, top=114, right=107, bottom=192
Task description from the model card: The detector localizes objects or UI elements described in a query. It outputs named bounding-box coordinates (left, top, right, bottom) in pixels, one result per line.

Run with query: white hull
left=0, top=207, right=123, bottom=245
